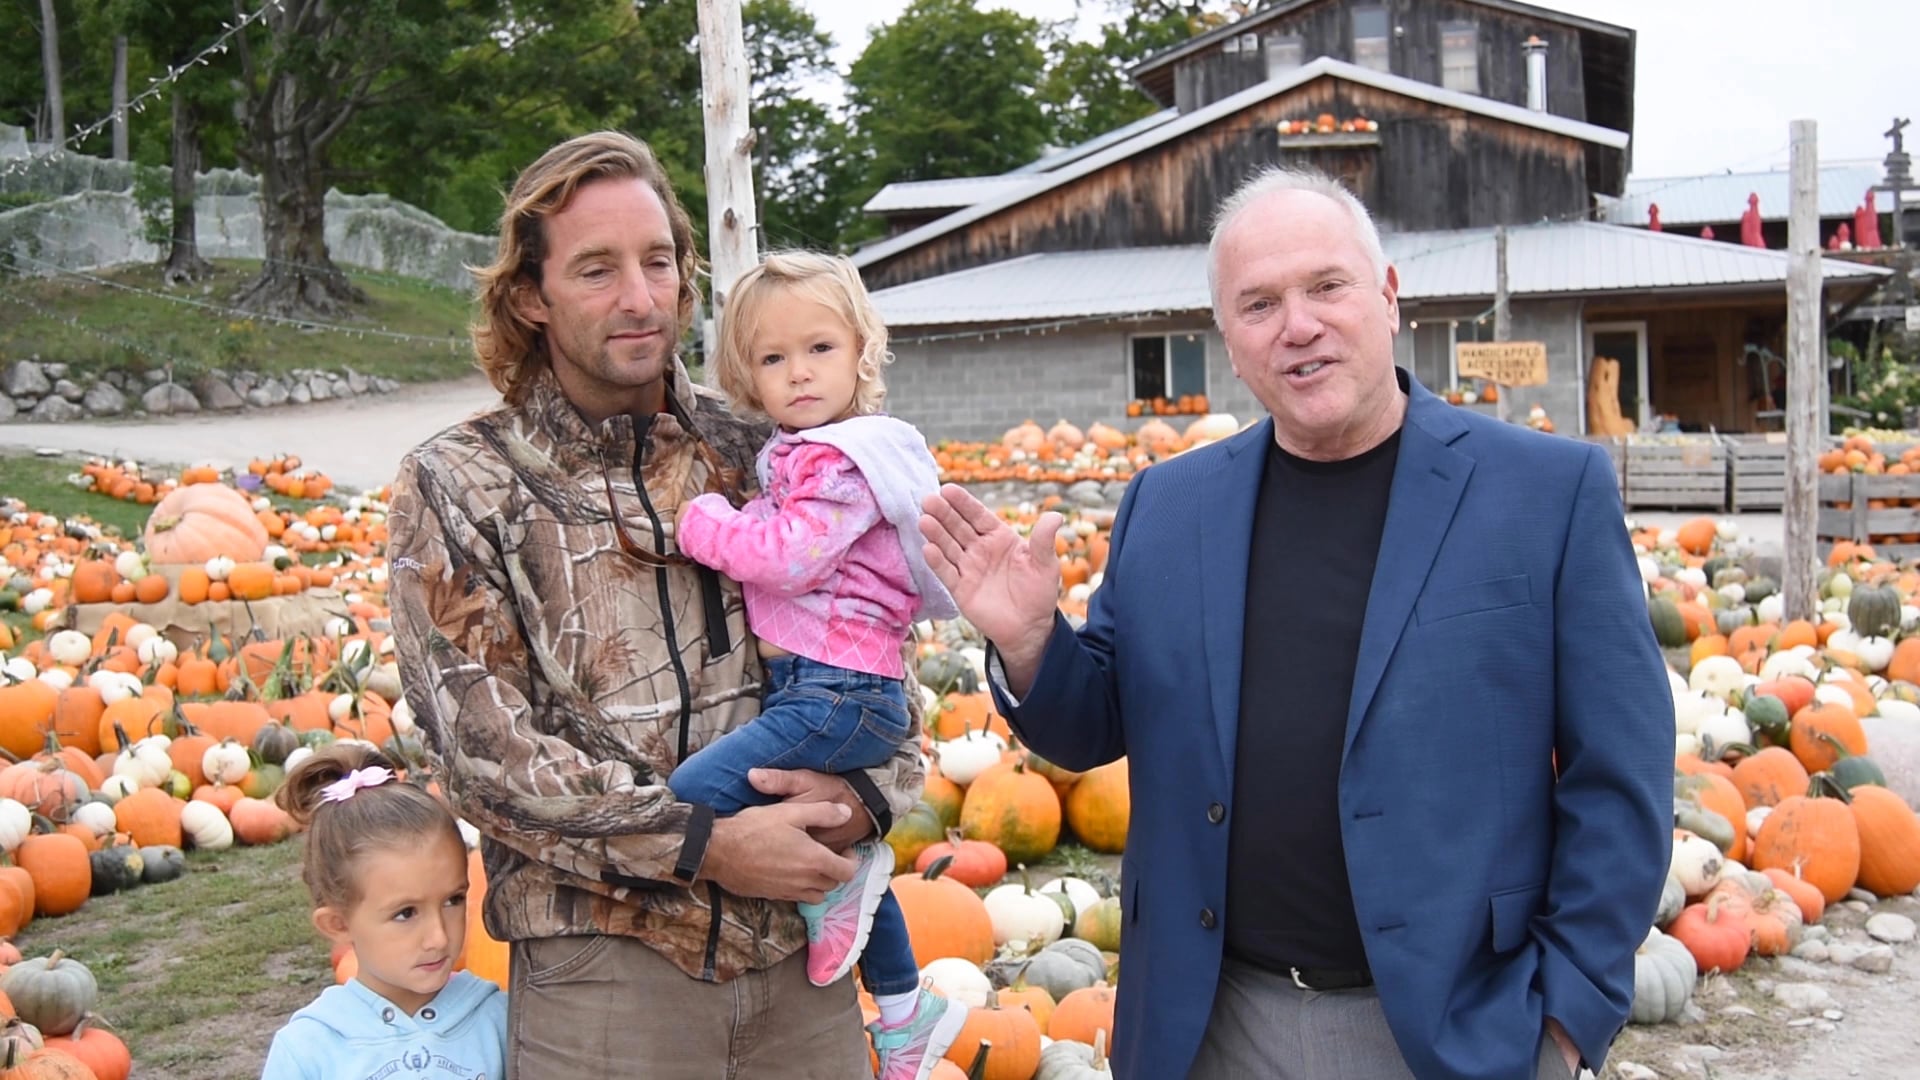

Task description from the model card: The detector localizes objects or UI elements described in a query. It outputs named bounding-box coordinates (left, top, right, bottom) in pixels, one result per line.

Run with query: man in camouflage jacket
left=387, top=131, right=923, bottom=1076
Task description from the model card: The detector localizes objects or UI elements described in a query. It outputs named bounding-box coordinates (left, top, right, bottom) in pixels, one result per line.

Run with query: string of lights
left=0, top=288, right=194, bottom=371
left=1, top=2, right=283, bottom=180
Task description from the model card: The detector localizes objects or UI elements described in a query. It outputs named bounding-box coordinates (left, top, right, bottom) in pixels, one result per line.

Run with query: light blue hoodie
left=261, top=972, right=506, bottom=1080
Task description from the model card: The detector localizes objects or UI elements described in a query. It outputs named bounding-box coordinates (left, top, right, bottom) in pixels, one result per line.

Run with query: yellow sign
left=1455, top=341, right=1549, bottom=387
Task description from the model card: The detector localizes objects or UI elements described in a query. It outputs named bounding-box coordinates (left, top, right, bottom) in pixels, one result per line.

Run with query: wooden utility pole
left=1784, top=119, right=1822, bottom=622
left=37, top=0, right=63, bottom=147
left=1493, top=224, right=1511, bottom=423
left=112, top=38, right=128, bottom=161
left=697, top=0, right=759, bottom=335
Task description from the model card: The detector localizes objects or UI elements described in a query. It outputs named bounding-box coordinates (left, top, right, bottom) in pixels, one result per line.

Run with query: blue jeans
left=670, top=654, right=920, bottom=996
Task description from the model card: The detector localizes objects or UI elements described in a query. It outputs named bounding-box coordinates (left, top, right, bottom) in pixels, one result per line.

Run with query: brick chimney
left=1524, top=36, right=1548, bottom=112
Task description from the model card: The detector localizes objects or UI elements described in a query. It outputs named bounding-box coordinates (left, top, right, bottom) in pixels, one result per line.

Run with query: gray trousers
left=505, top=934, right=870, bottom=1079
left=1189, top=957, right=1577, bottom=1080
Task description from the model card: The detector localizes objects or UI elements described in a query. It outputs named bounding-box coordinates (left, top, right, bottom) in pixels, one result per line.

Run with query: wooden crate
left=1724, top=435, right=1788, bottom=511
left=1817, top=473, right=1920, bottom=562
left=1624, top=439, right=1727, bottom=510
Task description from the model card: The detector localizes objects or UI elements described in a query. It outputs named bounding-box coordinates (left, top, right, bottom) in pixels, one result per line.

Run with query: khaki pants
left=506, top=935, right=871, bottom=1079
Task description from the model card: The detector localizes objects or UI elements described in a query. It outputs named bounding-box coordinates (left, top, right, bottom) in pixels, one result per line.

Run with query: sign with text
left=1455, top=341, right=1549, bottom=386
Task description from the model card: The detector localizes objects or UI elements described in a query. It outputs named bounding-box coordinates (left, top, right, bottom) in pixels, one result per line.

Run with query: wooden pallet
left=1582, top=436, right=1628, bottom=499
left=1724, top=435, right=1789, bottom=511
left=1817, top=472, right=1920, bottom=562
left=1625, top=441, right=1727, bottom=510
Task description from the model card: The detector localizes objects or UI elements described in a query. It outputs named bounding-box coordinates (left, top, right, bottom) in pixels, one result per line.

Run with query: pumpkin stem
left=965, top=1040, right=993, bottom=1080
left=1092, top=1027, right=1109, bottom=1069
left=0, top=747, right=19, bottom=766
left=1812, top=731, right=1862, bottom=761
left=924, top=853, right=956, bottom=882
left=1808, top=771, right=1853, bottom=802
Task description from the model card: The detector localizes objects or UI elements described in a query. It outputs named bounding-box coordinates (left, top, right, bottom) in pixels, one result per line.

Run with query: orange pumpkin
left=1731, top=747, right=1809, bottom=810
left=959, top=760, right=1061, bottom=865
left=14, top=833, right=91, bottom=917
left=892, top=858, right=995, bottom=967
left=230, top=797, right=294, bottom=845
left=457, top=848, right=509, bottom=989
left=68, top=562, right=118, bottom=605
left=0, top=682, right=58, bottom=763
left=1751, top=776, right=1862, bottom=904
left=1064, top=758, right=1129, bottom=854
left=1788, top=703, right=1867, bottom=774
left=142, top=483, right=269, bottom=564
left=1049, top=982, right=1117, bottom=1047
left=943, top=988, right=1042, bottom=1080
left=1848, top=785, right=1920, bottom=898
left=113, top=788, right=183, bottom=849
left=42, top=1016, right=129, bottom=1080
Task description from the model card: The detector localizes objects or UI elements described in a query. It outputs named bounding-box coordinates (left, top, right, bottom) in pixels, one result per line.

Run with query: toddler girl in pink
left=672, top=251, right=965, bottom=1080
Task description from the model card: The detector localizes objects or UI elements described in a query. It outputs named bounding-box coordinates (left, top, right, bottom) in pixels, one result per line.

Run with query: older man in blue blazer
left=919, top=165, right=1672, bottom=1080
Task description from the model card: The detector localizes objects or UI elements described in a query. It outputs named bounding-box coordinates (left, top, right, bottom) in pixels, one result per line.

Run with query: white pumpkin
left=284, top=746, right=314, bottom=774
left=1716, top=583, right=1746, bottom=606
left=1687, top=656, right=1746, bottom=702
left=1670, top=829, right=1726, bottom=897
left=179, top=800, right=235, bottom=851
left=136, top=634, right=178, bottom=666
left=1696, top=709, right=1751, bottom=754
left=201, top=739, right=252, bottom=786
left=1756, top=593, right=1786, bottom=626
left=95, top=774, right=140, bottom=803
left=329, top=693, right=358, bottom=725
left=114, top=736, right=174, bottom=788
left=0, top=798, right=31, bottom=853
left=984, top=882, right=1067, bottom=948
left=1037, top=876, right=1102, bottom=922
left=1675, top=732, right=1703, bottom=759
left=1637, top=556, right=1661, bottom=584
left=1854, top=636, right=1896, bottom=673
left=1666, top=667, right=1688, bottom=697
left=1746, top=805, right=1771, bottom=840
left=70, top=800, right=118, bottom=841
left=1673, top=567, right=1708, bottom=589
left=34, top=668, right=74, bottom=692
left=113, top=550, right=148, bottom=581
left=1827, top=571, right=1854, bottom=599
left=1672, top=691, right=1722, bottom=736
left=920, top=957, right=991, bottom=1007
left=389, top=697, right=415, bottom=736
left=2, top=657, right=35, bottom=683
left=340, top=638, right=373, bottom=669
left=1873, top=699, right=1920, bottom=724
left=204, top=555, right=236, bottom=582
left=1902, top=604, right=1920, bottom=632
left=1812, top=683, right=1858, bottom=711
left=934, top=731, right=1008, bottom=787
left=1759, top=649, right=1818, bottom=683
left=20, top=588, right=53, bottom=616
left=457, top=817, right=482, bottom=850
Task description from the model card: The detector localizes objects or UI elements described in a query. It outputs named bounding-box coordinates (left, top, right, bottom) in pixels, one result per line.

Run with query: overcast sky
left=804, top=0, right=1917, bottom=180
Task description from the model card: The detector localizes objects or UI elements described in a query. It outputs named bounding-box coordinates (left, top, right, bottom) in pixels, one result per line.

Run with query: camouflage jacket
left=386, top=360, right=925, bottom=982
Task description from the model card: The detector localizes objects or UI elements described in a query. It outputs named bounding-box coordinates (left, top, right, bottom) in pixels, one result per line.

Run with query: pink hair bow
left=320, top=766, right=395, bottom=804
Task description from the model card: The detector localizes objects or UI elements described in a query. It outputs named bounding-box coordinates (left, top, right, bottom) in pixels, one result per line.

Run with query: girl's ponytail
left=277, top=743, right=463, bottom=909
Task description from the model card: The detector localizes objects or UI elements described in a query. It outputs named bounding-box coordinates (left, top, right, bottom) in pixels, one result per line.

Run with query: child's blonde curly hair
left=711, top=251, right=892, bottom=418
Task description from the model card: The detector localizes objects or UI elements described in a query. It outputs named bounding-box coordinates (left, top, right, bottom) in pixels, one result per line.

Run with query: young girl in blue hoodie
left=261, top=744, right=506, bottom=1080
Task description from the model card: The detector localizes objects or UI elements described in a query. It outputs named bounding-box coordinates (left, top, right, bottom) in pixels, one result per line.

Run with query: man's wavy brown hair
left=471, top=131, right=703, bottom=404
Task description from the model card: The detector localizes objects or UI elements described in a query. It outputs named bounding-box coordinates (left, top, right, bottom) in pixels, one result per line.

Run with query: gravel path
left=0, top=375, right=502, bottom=491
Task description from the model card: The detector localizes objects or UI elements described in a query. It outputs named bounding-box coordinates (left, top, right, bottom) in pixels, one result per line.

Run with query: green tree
left=744, top=0, right=850, bottom=250
left=843, top=0, right=1050, bottom=210
left=1039, top=0, right=1212, bottom=148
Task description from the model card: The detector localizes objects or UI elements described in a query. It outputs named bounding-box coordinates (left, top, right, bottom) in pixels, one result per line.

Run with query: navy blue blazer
left=996, top=373, right=1672, bottom=1079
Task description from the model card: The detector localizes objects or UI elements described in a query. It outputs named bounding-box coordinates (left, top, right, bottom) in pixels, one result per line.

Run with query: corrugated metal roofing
left=1598, top=163, right=1901, bottom=227
left=1006, top=109, right=1181, bottom=175
left=862, top=175, right=1039, bottom=214
left=870, top=223, right=1891, bottom=328
left=853, top=56, right=1631, bottom=270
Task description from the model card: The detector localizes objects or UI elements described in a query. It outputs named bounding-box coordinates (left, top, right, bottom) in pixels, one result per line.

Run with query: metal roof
left=1597, top=163, right=1903, bottom=227
left=853, top=56, right=1631, bottom=271
left=870, top=223, right=1891, bottom=328
left=862, top=112, right=1183, bottom=217
left=863, top=175, right=1040, bottom=215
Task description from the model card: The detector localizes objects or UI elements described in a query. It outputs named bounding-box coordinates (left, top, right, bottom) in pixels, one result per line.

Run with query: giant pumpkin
left=142, top=484, right=268, bottom=564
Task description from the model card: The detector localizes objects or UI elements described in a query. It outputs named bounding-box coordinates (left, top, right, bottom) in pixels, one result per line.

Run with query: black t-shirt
left=1224, top=430, right=1400, bottom=974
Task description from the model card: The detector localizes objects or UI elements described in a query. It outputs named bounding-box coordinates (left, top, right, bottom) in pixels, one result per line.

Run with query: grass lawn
left=12, top=840, right=329, bottom=1080
left=0, top=259, right=477, bottom=385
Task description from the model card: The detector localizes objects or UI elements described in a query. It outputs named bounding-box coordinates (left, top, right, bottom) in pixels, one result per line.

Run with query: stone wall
left=0, top=358, right=401, bottom=423
left=0, top=123, right=492, bottom=292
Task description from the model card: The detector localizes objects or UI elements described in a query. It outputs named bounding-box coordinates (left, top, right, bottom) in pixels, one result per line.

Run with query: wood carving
left=1587, top=355, right=1637, bottom=436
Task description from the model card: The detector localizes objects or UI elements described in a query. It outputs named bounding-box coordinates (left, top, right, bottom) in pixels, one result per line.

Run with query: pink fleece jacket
left=677, top=437, right=926, bottom=677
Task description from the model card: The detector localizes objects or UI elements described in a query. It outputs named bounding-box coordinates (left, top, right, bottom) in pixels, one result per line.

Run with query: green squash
left=88, top=843, right=145, bottom=895
left=138, top=844, right=186, bottom=884
left=1742, top=694, right=1792, bottom=745
left=1714, top=608, right=1752, bottom=636
left=251, top=721, right=300, bottom=767
left=1742, top=576, right=1778, bottom=604
left=1655, top=872, right=1686, bottom=929
left=1649, top=597, right=1689, bottom=648
left=1673, top=797, right=1735, bottom=854
left=1629, top=927, right=1697, bottom=1025
left=298, top=729, right=338, bottom=750
left=916, top=651, right=980, bottom=696
left=1707, top=561, right=1744, bottom=588
left=1829, top=753, right=1887, bottom=791
left=883, top=802, right=947, bottom=872
left=1847, top=584, right=1902, bottom=638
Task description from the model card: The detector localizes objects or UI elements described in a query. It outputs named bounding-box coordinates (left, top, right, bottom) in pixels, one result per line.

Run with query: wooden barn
left=857, top=0, right=1891, bottom=445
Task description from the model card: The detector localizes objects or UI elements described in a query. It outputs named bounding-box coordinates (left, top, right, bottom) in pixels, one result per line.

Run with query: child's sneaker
left=868, top=988, right=969, bottom=1080
left=798, top=839, right=894, bottom=987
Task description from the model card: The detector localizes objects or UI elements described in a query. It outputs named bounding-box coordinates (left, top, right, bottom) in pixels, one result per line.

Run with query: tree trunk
left=112, top=37, right=129, bottom=161
left=163, top=86, right=214, bottom=286
left=230, top=131, right=366, bottom=319
left=38, top=0, right=64, bottom=146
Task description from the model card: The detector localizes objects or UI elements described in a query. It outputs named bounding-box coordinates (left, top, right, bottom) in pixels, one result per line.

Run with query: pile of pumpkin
left=859, top=646, right=1128, bottom=1077
left=0, top=947, right=131, bottom=1079
left=933, top=414, right=1245, bottom=487
left=72, top=456, right=336, bottom=509
left=1630, top=515, right=1920, bottom=1027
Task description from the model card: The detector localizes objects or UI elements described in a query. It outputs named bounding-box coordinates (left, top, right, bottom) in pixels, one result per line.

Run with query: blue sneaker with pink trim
left=868, top=987, right=969, bottom=1080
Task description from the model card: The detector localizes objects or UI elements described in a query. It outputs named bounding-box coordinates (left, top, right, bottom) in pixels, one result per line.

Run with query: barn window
left=1352, top=5, right=1390, bottom=72
left=1130, top=333, right=1208, bottom=402
left=1441, top=22, right=1479, bottom=93
left=1265, top=34, right=1306, bottom=79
